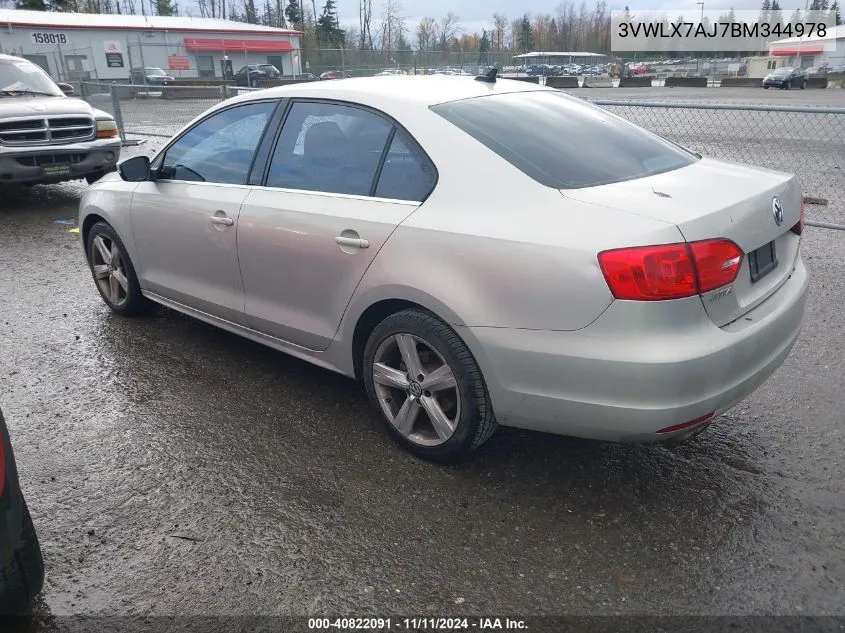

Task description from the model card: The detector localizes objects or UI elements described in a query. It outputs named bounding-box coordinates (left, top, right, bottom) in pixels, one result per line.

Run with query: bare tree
left=533, top=14, right=549, bottom=50
left=243, top=0, right=257, bottom=22
left=377, top=0, right=405, bottom=54
left=438, top=12, right=462, bottom=50
left=492, top=13, right=508, bottom=52
left=359, top=0, right=374, bottom=49
left=416, top=16, right=437, bottom=51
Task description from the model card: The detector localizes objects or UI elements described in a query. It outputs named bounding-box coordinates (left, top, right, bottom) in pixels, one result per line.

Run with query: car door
left=237, top=100, right=438, bottom=350
left=130, top=100, right=279, bottom=325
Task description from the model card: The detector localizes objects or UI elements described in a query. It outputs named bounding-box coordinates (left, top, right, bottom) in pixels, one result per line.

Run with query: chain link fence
left=80, top=80, right=845, bottom=210
left=593, top=100, right=845, bottom=202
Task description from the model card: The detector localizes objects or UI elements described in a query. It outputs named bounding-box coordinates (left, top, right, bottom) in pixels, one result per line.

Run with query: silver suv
left=0, top=53, right=121, bottom=185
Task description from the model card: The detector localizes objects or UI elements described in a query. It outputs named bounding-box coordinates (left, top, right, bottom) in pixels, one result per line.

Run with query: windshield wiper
left=0, top=89, right=59, bottom=97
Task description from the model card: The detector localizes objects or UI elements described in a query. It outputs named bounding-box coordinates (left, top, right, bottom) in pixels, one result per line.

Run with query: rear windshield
left=431, top=90, right=697, bottom=189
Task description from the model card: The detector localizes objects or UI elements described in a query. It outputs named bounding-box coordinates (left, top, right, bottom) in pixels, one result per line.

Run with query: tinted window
left=160, top=102, right=275, bottom=185
left=266, top=101, right=392, bottom=196
left=431, top=91, right=697, bottom=189
left=375, top=130, right=436, bottom=201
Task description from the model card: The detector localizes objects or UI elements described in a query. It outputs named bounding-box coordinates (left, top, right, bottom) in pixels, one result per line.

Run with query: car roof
left=229, top=75, right=553, bottom=109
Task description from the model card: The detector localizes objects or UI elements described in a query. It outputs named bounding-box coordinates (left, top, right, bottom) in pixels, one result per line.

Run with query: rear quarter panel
left=343, top=109, right=686, bottom=332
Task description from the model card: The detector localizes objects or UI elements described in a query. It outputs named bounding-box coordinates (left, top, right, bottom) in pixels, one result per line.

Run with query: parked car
left=804, top=66, right=829, bottom=76
left=234, top=64, right=281, bottom=87
left=80, top=76, right=808, bottom=461
left=129, top=67, right=174, bottom=87
left=0, top=406, right=44, bottom=614
left=0, top=53, right=121, bottom=186
left=527, top=64, right=555, bottom=77
left=319, top=70, right=352, bottom=80
left=297, top=72, right=318, bottom=80
left=762, top=67, right=807, bottom=89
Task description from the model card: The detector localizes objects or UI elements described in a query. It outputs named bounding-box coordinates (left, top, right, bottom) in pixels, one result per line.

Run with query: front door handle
left=335, top=236, right=370, bottom=249
left=210, top=215, right=234, bottom=227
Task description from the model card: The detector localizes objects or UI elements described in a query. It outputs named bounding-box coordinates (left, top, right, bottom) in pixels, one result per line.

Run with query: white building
left=768, top=24, right=845, bottom=69
left=0, top=9, right=302, bottom=81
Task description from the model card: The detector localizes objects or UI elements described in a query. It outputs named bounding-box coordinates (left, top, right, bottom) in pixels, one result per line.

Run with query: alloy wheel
left=371, top=333, right=461, bottom=447
left=90, top=234, right=129, bottom=307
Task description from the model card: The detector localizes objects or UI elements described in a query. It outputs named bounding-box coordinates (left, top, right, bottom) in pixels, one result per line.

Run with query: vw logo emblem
left=408, top=381, right=423, bottom=398
left=772, top=197, right=784, bottom=226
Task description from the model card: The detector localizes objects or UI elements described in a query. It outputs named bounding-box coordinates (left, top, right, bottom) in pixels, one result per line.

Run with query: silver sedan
left=79, top=75, right=809, bottom=461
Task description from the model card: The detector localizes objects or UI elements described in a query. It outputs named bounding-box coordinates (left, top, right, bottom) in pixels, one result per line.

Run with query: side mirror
left=57, top=82, right=75, bottom=96
left=119, top=155, right=151, bottom=182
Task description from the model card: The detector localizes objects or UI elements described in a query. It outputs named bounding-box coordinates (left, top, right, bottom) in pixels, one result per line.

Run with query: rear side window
left=266, top=101, right=392, bottom=196
left=375, top=130, right=436, bottom=201
left=431, top=91, right=697, bottom=189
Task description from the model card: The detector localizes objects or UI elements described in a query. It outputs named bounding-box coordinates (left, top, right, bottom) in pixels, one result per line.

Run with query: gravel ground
left=0, top=102, right=843, bottom=626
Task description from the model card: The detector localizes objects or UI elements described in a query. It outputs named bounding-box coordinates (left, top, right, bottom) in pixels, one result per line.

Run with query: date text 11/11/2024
left=307, top=618, right=528, bottom=630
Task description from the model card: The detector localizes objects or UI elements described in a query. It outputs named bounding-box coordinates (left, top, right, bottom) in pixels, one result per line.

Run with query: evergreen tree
left=517, top=14, right=532, bottom=53
left=316, top=0, right=344, bottom=47
left=284, top=0, right=302, bottom=25
left=478, top=29, right=491, bottom=65
left=14, top=0, right=48, bottom=9
left=770, top=0, right=783, bottom=26
left=759, top=0, right=771, bottom=24
left=831, top=1, right=842, bottom=25
left=156, top=0, right=176, bottom=15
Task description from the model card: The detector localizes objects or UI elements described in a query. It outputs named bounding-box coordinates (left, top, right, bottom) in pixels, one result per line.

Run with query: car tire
left=801, top=80, right=807, bottom=89
left=86, top=221, right=153, bottom=316
left=0, top=500, right=45, bottom=615
left=763, top=86, right=769, bottom=89
left=362, top=309, right=496, bottom=462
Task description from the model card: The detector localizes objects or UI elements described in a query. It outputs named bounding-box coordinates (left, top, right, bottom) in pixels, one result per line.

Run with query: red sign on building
left=168, top=55, right=191, bottom=71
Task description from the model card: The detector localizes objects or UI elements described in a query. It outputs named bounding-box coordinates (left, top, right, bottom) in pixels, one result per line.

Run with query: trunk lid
left=561, top=158, right=802, bottom=326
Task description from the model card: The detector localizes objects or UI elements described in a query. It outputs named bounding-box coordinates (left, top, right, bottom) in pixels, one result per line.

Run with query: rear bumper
left=459, top=255, right=809, bottom=442
left=0, top=138, right=121, bottom=184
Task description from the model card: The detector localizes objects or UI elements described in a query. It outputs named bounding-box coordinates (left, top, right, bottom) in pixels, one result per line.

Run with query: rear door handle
left=335, top=236, right=370, bottom=249
left=210, top=215, right=234, bottom=226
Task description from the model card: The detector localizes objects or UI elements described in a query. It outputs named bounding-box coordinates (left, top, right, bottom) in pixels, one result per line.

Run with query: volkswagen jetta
left=78, top=75, right=808, bottom=461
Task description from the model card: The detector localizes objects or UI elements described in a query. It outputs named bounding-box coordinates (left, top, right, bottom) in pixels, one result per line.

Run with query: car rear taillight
left=0, top=439, right=5, bottom=497
left=792, top=197, right=805, bottom=235
left=688, top=239, right=744, bottom=293
left=598, top=239, right=743, bottom=301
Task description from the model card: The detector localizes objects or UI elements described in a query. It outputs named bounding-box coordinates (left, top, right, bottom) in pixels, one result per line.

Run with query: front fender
left=78, top=178, right=140, bottom=266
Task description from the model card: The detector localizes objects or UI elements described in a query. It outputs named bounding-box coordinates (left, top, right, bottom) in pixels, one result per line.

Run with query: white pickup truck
left=0, top=53, right=121, bottom=186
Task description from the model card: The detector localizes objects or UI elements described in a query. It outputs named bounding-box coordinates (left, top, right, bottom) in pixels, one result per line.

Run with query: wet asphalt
left=0, top=143, right=844, bottom=620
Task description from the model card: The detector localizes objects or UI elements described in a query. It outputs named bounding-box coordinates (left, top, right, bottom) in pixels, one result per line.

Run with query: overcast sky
left=329, top=0, right=778, bottom=35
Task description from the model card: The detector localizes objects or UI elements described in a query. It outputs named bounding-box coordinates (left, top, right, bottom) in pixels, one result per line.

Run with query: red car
left=319, top=70, right=352, bottom=80
left=0, top=407, right=43, bottom=614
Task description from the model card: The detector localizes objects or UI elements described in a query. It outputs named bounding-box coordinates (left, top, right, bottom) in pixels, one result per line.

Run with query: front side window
left=160, top=101, right=276, bottom=185
left=266, top=101, right=392, bottom=196
left=431, top=90, right=697, bottom=189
